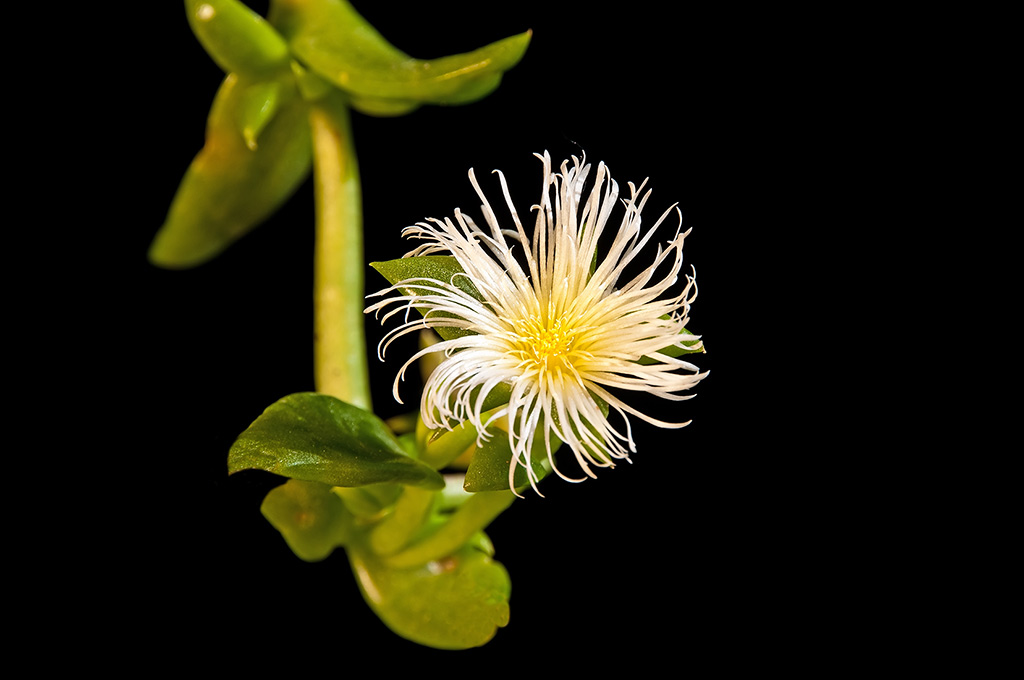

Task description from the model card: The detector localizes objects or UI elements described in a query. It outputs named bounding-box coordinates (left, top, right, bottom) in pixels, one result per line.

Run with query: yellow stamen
left=513, top=316, right=576, bottom=366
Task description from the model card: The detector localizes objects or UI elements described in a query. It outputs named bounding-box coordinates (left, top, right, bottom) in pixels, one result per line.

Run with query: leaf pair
left=233, top=394, right=511, bottom=648
left=151, top=0, right=530, bottom=268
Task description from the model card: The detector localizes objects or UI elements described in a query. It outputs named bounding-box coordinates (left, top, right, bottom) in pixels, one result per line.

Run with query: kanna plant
left=155, top=0, right=705, bottom=650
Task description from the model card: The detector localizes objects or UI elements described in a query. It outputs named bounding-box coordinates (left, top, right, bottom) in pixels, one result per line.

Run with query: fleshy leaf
left=268, top=0, right=530, bottom=108
left=370, top=256, right=482, bottom=341
left=185, top=0, right=291, bottom=78
left=229, top=393, right=444, bottom=489
left=149, top=72, right=312, bottom=267
left=345, top=95, right=420, bottom=118
left=261, top=479, right=353, bottom=561
left=186, top=0, right=290, bottom=79
left=349, top=538, right=510, bottom=650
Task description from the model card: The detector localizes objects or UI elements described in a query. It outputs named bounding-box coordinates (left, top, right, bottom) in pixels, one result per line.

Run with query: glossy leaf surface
left=261, top=479, right=353, bottom=561
left=229, top=393, right=444, bottom=489
left=149, top=73, right=312, bottom=267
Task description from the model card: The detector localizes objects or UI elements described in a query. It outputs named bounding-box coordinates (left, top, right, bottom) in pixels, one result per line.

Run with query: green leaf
left=185, top=0, right=291, bottom=78
left=419, top=389, right=511, bottom=470
left=228, top=392, right=444, bottom=489
left=345, top=95, right=420, bottom=118
left=260, top=479, right=353, bottom=561
left=464, top=427, right=555, bottom=492
left=349, top=538, right=510, bottom=650
left=463, top=393, right=611, bottom=491
left=268, top=0, right=530, bottom=110
left=149, top=72, right=312, bottom=267
left=370, top=256, right=483, bottom=341
left=370, top=256, right=482, bottom=301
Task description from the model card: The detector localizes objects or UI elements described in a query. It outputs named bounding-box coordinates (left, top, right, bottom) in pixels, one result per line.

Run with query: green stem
left=369, top=486, right=435, bottom=556
left=310, top=97, right=371, bottom=410
left=419, top=405, right=507, bottom=470
left=383, top=491, right=515, bottom=569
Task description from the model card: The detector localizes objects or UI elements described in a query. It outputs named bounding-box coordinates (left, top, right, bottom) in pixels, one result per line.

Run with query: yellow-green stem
left=383, top=491, right=515, bottom=569
left=370, top=486, right=435, bottom=556
left=310, top=98, right=371, bottom=410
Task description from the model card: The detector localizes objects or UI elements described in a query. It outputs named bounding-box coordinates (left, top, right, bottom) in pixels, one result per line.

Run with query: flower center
left=513, top=316, right=577, bottom=367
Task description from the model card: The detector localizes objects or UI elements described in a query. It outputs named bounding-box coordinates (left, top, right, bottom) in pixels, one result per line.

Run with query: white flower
left=367, top=152, right=706, bottom=493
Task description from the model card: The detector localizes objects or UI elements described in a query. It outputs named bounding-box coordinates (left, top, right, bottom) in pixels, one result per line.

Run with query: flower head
left=367, top=152, right=706, bottom=493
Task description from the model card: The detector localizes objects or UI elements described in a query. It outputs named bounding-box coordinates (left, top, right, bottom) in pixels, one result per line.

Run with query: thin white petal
left=370, top=153, right=706, bottom=491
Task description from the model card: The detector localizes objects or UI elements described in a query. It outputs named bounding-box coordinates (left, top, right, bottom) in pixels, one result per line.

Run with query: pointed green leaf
left=150, top=73, right=312, bottom=267
left=464, top=428, right=555, bottom=492
left=463, top=394, right=610, bottom=492
left=185, top=0, right=291, bottom=78
left=260, top=479, right=353, bottom=561
left=268, top=0, right=530, bottom=107
left=420, top=388, right=511, bottom=470
left=229, top=393, right=444, bottom=489
left=371, top=256, right=483, bottom=301
left=350, top=538, right=510, bottom=650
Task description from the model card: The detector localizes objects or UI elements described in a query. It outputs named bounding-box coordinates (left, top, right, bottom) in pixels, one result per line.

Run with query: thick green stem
left=310, top=98, right=371, bottom=410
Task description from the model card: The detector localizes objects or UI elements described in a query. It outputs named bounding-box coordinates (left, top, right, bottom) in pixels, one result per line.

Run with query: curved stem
left=310, top=97, right=371, bottom=410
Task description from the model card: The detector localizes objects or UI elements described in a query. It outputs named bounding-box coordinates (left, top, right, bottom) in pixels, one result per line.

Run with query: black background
left=79, top=0, right=863, bottom=668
